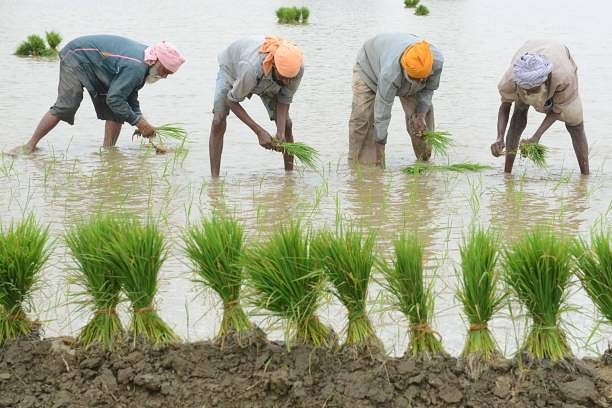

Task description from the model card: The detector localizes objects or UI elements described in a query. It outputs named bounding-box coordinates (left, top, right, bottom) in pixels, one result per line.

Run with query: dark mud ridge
left=1, top=334, right=612, bottom=408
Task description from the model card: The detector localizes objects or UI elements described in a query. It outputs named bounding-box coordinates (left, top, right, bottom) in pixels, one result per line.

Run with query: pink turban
left=259, top=36, right=303, bottom=78
left=144, top=41, right=186, bottom=73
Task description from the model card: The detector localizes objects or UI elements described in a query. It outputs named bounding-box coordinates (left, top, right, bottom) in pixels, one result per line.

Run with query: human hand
left=490, top=140, right=505, bottom=157
left=375, top=142, right=385, bottom=168
left=256, top=128, right=273, bottom=150
left=136, top=117, right=156, bottom=138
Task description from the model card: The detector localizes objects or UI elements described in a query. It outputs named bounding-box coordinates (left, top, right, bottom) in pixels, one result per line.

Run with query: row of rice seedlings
left=502, top=226, right=573, bottom=361
left=422, top=130, right=453, bottom=158
left=573, top=227, right=612, bottom=361
left=0, top=215, right=50, bottom=345
left=65, top=216, right=123, bottom=349
left=275, top=6, right=310, bottom=24
left=183, top=213, right=255, bottom=347
left=312, top=223, right=383, bottom=355
left=15, top=32, right=62, bottom=57
left=379, top=232, right=445, bottom=358
left=243, top=221, right=334, bottom=349
left=519, top=141, right=548, bottom=168
left=270, top=138, right=320, bottom=170
left=456, top=227, right=505, bottom=376
left=402, top=162, right=492, bottom=175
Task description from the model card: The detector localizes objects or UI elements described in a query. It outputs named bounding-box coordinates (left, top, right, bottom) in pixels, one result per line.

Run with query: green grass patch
left=0, top=215, right=50, bottom=345
left=502, top=226, right=573, bottom=361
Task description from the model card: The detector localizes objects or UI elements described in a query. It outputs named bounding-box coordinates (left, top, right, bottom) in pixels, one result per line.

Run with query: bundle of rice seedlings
left=183, top=213, right=256, bottom=346
left=404, top=0, right=420, bottom=8
left=422, top=130, right=452, bottom=157
left=270, top=138, right=320, bottom=170
left=402, top=162, right=492, bottom=175
left=15, top=34, right=56, bottom=57
left=415, top=4, right=430, bottom=15
left=402, top=162, right=430, bottom=175
left=573, top=227, right=612, bottom=329
left=243, top=221, right=334, bottom=349
left=312, top=224, right=383, bottom=355
left=45, top=31, right=62, bottom=50
left=65, top=215, right=124, bottom=349
left=519, top=141, right=547, bottom=168
left=456, top=227, right=505, bottom=373
left=379, top=232, right=445, bottom=358
left=502, top=226, right=573, bottom=361
left=0, top=215, right=50, bottom=345
left=102, top=216, right=179, bottom=345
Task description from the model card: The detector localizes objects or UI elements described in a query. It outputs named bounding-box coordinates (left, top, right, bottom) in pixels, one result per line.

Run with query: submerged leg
left=283, top=118, right=294, bottom=171
left=103, top=120, right=123, bottom=147
left=209, top=112, right=227, bottom=178
left=566, top=122, right=589, bottom=175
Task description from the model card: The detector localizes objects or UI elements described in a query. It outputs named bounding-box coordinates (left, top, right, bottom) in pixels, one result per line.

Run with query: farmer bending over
left=14, top=34, right=185, bottom=154
left=348, top=33, right=444, bottom=167
left=209, top=36, right=303, bottom=177
left=491, top=40, right=589, bottom=175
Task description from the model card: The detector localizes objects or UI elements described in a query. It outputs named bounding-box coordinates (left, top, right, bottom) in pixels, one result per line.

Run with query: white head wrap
left=512, top=53, right=553, bottom=89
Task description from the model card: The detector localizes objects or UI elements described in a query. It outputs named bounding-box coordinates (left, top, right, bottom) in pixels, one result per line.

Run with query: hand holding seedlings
left=136, top=117, right=156, bottom=137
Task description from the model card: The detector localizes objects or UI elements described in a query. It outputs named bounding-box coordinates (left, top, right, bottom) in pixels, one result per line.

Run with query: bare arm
left=275, top=102, right=290, bottom=141
left=525, top=111, right=560, bottom=144
left=491, top=102, right=512, bottom=157
left=227, top=99, right=272, bottom=148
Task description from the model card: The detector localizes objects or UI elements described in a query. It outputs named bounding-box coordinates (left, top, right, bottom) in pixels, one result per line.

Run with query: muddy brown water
left=0, top=0, right=611, bottom=368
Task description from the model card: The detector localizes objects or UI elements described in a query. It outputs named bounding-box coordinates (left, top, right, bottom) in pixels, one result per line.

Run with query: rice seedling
left=133, top=123, right=187, bottom=154
left=15, top=34, right=57, bottom=57
left=456, top=227, right=505, bottom=374
left=0, top=215, right=50, bottom=345
left=65, top=215, right=124, bottom=350
left=404, top=0, right=420, bottom=7
left=270, top=138, right=320, bottom=170
left=422, top=130, right=452, bottom=158
left=312, top=224, right=383, bottom=355
left=379, top=232, right=445, bottom=358
left=402, top=162, right=429, bottom=175
left=45, top=31, right=62, bottom=50
left=243, top=221, right=334, bottom=349
left=519, top=141, right=548, bottom=168
left=415, top=4, right=430, bottom=15
left=402, top=162, right=492, bottom=175
left=275, top=6, right=308, bottom=24
left=102, top=216, right=179, bottom=345
left=502, top=226, right=574, bottom=361
left=300, top=7, right=310, bottom=22
left=573, top=227, right=612, bottom=325
left=183, top=213, right=256, bottom=346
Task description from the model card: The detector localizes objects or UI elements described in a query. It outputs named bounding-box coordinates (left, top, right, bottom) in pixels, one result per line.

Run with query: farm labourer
left=348, top=32, right=444, bottom=167
left=15, top=34, right=185, bottom=154
left=209, top=35, right=304, bottom=177
left=491, top=40, right=589, bottom=175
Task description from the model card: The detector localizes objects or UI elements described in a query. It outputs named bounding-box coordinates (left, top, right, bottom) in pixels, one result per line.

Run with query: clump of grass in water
left=270, top=137, right=319, bottom=170
left=65, top=215, right=124, bottom=350
left=572, top=227, right=612, bottom=361
left=45, top=31, right=62, bottom=50
left=422, top=130, right=452, bottom=158
left=404, top=0, right=420, bottom=8
left=502, top=225, right=573, bottom=361
left=0, top=215, right=50, bottom=345
left=102, top=216, right=179, bottom=346
left=519, top=141, right=547, bottom=168
left=183, top=213, right=257, bottom=347
left=312, top=223, right=383, bottom=356
left=402, top=162, right=492, bottom=175
left=415, top=4, right=430, bottom=15
left=243, top=221, right=334, bottom=349
left=456, top=226, right=505, bottom=377
left=15, top=33, right=59, bottom=57
left=379, top=232, right=445, bottom=358
left=275, top=6, right=309, bottom=24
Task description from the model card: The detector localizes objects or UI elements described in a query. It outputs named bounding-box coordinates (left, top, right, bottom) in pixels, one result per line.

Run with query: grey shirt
left=355, top=33, right=444, bottom=143
left=217, top=38, right=303, bottom=105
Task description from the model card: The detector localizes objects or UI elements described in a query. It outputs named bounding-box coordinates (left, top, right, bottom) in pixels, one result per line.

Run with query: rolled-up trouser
left=348, top=67, right=435, bottom=164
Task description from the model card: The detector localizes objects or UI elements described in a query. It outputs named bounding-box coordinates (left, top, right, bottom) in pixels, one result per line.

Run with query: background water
left=0, top=0, right=610, bottom=357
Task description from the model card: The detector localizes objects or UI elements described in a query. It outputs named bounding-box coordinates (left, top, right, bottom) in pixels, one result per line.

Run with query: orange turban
left=400, top=41, right=433, bottom=79
left=259, top=36, right=303, bottom=78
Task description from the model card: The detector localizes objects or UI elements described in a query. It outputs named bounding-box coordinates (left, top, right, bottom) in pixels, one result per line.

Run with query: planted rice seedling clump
left=402, top=162, right=492, bottom=175
left=422, top=130, right=452, bottom=158
left=183, top=213, right=258, bottom=347
left=270, top=138, right=319, bottom=170
left=275, top=6, right=309, bottom=24
left=456, top=227, right=505, bottom=376
left=519, top=141, right=547, bottom=168
left=380, top=232, right=445, bottom=358
left=404, top=0, right=420, bottom=8
left=0, top=215, right=50, bottom=345
left=415, top=4, right=430, bottom=15
left=65, top=215, right=124, bottom=350
left=15, top=33, right=59, bottom=57
left=45, top=31, right=62, bottom=50
left=243, top=221, right=334, bottom=349
left=102, top=216, right=179, bottom=346
left=502, top=226, right=573, bottom=361
left=312, top=224, right=383, bottom=355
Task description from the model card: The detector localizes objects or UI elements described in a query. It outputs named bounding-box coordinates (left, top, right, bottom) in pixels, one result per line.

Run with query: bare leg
left=209, top=112, right=227, bottom=178
left=566, top=122, right=589, bottom=175
left=504, top=105, right=528, bottom=173
left=23, top=112, right=61, bottom=152
left=103, top=121, right=123, bottom=148
left=283, top=118, right=294, bottom=171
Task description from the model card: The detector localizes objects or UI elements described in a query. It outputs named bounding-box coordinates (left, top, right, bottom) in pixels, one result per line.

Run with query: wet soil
left=1, top=333, right=612, bottom=408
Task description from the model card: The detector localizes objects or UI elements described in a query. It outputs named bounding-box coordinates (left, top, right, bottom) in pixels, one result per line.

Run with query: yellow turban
left=259, top=36, right=303, bottom=78
left=400, top=41, right=433, bottom=79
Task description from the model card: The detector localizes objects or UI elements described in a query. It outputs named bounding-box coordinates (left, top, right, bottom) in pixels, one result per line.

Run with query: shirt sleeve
left=227, top=62, right=258, bottom=102
left=106, top=66, right=143, bottom=125
left=373, top=71, right=397, bottom=144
